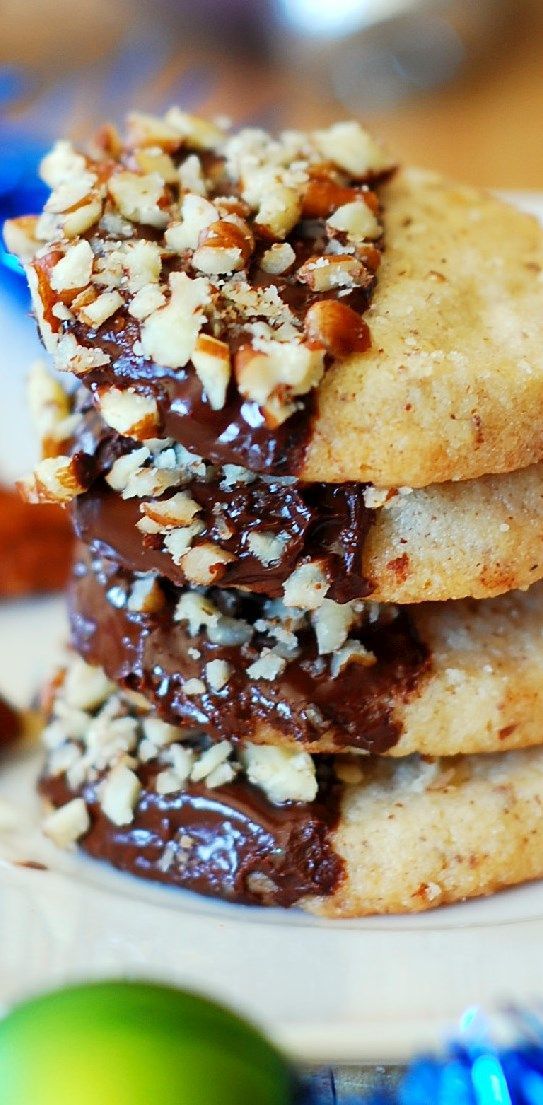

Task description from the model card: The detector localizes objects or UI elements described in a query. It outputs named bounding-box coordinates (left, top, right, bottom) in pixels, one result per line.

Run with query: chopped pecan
left=304, top=300, right=371, bottom=358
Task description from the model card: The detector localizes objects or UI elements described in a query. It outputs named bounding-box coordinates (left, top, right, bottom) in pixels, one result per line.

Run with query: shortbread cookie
left=362, top=459, right=543, bottom=602
left=25, top=390, right=543, bottom=606
left=307, top=748, right=543, bottom=917
left=12, top=113, right=543, bottom=486
left=71, top=437, right=543, bottom=604
left=302, top=168, right=543, bottom=486
left=39, top=658, right=543, bottom=914
left=69, top=547, right=543, bottom=758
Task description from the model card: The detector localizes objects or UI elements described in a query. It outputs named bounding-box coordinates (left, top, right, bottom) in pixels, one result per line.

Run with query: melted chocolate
left=72, top=475, right=376, bottom=601
left=33, top=160, right=384, bottom=476
left=69, top=550, right=429, bottom=752
left=68, top=402, right=377, bottom=600
left=47, top=305, right=318, bottom=475
left=39, top=762, right=343, bottom=907
left=78, top=331, right=338, bottom=477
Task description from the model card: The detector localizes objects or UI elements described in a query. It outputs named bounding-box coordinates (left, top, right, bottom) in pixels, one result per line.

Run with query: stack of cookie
left=7, top=111, right=543, bottom=916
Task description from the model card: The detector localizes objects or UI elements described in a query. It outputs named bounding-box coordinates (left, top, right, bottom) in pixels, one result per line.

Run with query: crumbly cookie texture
left=299, top=168, right=543, bottom=486
left=306, top=745, right=543, bottom=916
left=360, top=458, right=543, bottom=603
left=6, top=111, right=391, bottom=439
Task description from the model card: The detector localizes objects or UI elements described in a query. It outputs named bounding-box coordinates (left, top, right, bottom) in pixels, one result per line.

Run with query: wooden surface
left=299, top=1064, right=403, bottom=1101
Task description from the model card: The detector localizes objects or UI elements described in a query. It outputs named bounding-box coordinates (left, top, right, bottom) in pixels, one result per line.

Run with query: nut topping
left=134, top=147, right=178, bottom=183
left=283, top=562, right=330, bottom=610
left=99, top=763, right=141, bottom=825
left=127, top=574, right=165, bottom=614
left=192, top=218, right=254, bottom=275
left=3, top=216, right=39, bottom=261
left=304, top=300, right=371, bottom=359
left=181, top=542, right=235, bottom=585
left=76, top=289, right=123, bottom=328
left=302, top=180, right=369, bottom=219
left=140, top=272, right=210, bottom=370
left=27, top=359, right=73, bottom=457
left=163, top=108, right=226, bottom=151
left=98, top=387, right=159, bottom=440
left=327, top=199, right=381, bottom=241
left=22, top=112, right=393, bottom=447
left=297, top=254, right=367, bottom=292
left=252, top=183, right=302, bottom=240
left=19, top=456, right=85, bottom=505
left=107, top=171, right=168, bottom=228
left=165, top=193, right=218, bottom=252
left=49, top=240, right=93, bottom=293
left=235, top=341, right=325, bottom=425
left=43, top=798, right=89, bottom=847
left=260, top=242, right=296, bottom=274
left=140, top=491, right=201, bottom=530
left=192, top=334, right=231, bottom=410
left=312, top=121, right=392, bottom=178
left=125, top=111, right=184, bottom=151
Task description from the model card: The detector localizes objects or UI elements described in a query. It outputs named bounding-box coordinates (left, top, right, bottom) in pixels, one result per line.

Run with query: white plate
left=1, top=194, right=543, bottom=1065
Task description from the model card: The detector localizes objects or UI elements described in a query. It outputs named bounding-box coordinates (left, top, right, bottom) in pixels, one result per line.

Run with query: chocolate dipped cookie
left=8, top=108, right=543, bottom=915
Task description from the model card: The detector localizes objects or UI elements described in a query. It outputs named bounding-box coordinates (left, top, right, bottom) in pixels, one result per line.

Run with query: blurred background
left=1, top=0, right=543, bottom=187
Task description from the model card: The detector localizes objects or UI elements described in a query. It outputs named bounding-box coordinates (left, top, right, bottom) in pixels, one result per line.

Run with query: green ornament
left=0, top=980, right=293, bottom=1105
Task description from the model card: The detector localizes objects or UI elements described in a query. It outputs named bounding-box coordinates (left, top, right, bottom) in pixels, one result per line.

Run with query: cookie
left=40, top=656, right=543, bottom=915
left=69, top=433, right=543, bottom=604
left=13, top=109, right=543, bottom=919
left=302, top=169, right=543, bottom=486
left=39, top=654, right=343, bottom=908
left=307, top=748, right=543, bottom=917
left=12, top=114, right=543, bottom=487
left=12, top=115, right=390, bottom=481
left=363, top=459, right=543, bottom=602
left=68, top=547, right=543, bottom=758
left=23, top=391, right=543, bottom=606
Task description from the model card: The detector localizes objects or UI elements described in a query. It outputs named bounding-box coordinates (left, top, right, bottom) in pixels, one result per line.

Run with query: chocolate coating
left=33, top=182, right=382, bottom=476
left=80, top=271, right=372, bottom=476
left=69, top=549, right=429, bottom=752
left=40, top=763, right=343, bottom=907
left=68, top=401, right=377, bottom=601
left=72, top=475, right=376, bottom=601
